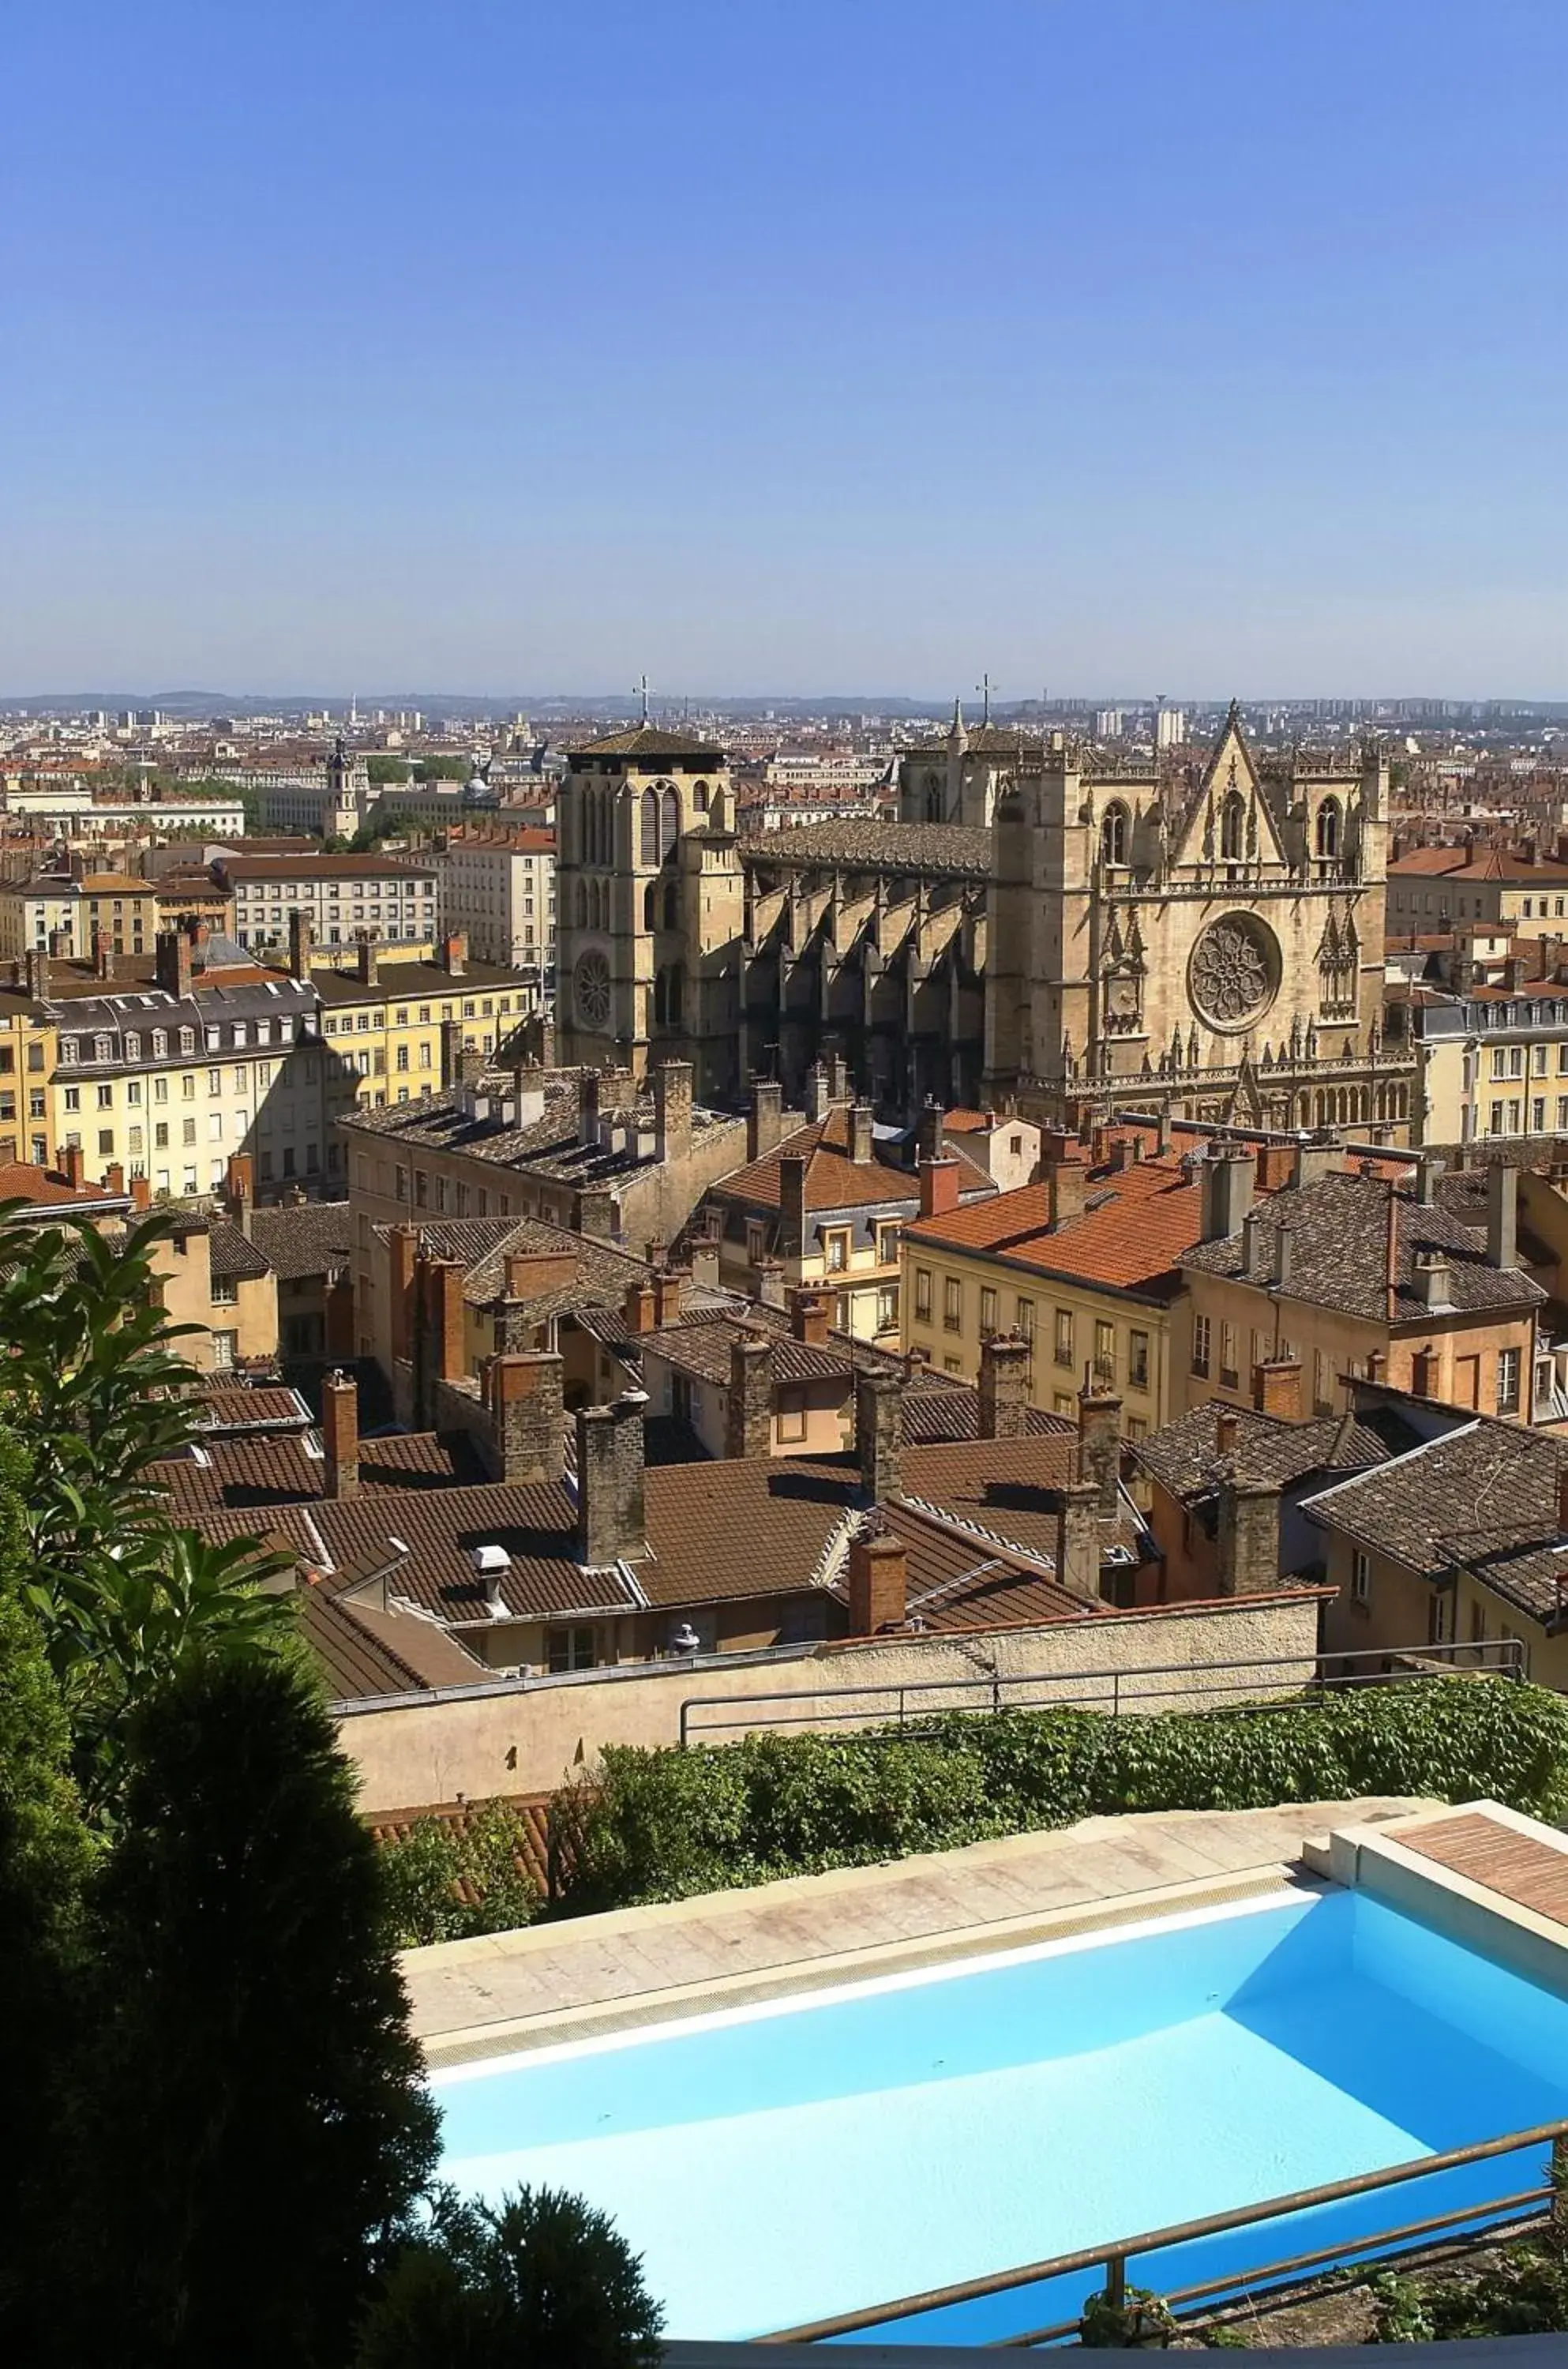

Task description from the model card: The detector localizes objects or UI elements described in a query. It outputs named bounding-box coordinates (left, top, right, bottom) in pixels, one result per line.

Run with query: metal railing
left=762, top=2117, right=1568, bottom=2347
left=677, top=1636, right=1525, bottom=1748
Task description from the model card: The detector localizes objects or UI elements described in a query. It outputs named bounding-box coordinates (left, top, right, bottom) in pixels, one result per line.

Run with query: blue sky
left=3, top=0, right=1564, bottom=699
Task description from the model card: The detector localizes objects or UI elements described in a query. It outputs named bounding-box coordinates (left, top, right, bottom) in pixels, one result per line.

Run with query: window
left=211, top=1275, right=238, bottom=1307
left=1191, top=1313, right=1211, bottom=1377
left=1054, top=1308, right=1073, bottom=1368
left=1351, top=1549, right=1371, bottom=1605
left=745, top=1218, right=767, bottom=1264
left=1220, top=792, right=1245, bottom=862
left=1497, top=1346, right=1522, bottom=1416
left=96, top=1128, right=112, bottom=1155
left=64, top=1086, right=81, bottom=1113
left=1509, top=1046, right=1525, bottom=1078
left=876, top=1283, right=899, bottom=1333
left=1129, top=1330, right=1150, bottom=1391
left=1534, top=1098, right=1547, bottom=1133
left=96, top=1083, right=111, bottom=1109
left=979, top=1286, right=998, bottom=1336
left=1314, top=1347, right=1334, bottom=1417
left=1015, top=1297, right=1035, bottom=1344
left=210, top=1331, right=238, bottom=1370
left=776, top=1387, right=808, bottom=1444
left=823, top=1228, right=850, bottom=1274
left=1533, top=1044, right=1549, bottom=1075
left=1100, top=802, right=1128, bottom=867
left=1315, top=798, right=1341, bottom=858
left=1220, top=1320, right=1240, bottom=1390
left=1093, top=1319, right=1115, bottom=1382
left=914, top=1267, right=932, bottom=1322
left=943, top=1276, right=962, bottom=1331
left=876, top=1221, right=900, bottom=1265
left=1489, top=1101, right=1504, bottom=1136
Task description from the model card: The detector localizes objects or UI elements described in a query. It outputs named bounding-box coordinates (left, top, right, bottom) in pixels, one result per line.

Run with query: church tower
left=554, top=720, right=741, bottom=1100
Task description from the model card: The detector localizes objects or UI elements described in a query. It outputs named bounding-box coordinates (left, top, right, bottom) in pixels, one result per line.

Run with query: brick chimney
left=755, top=1256, right=788, bottom=1308
left=652, top=1266, right=686, bottom=1327
left=322, top=1370, right=359, bottom=1500
left=1202, top=1149, right=1254, bottom=1241
left=848, top=1102, right=874, bottom=1164
left=1215, top=1409, right=1237, bottom=1456
left=978, top=1331, right=1031, bottom=1438
left=654, top=1060, right=692, bottom=1167
left=91, top=925, right=111, bottom=980
left=623, top=1280, right=656, bottom=1335
left=1252, top=1358, right=1303, bottom=1421
left=804, top=1061, right=830, bottom=1122
left=748, top=1078, right=784, bottom=1162
left=855, top=1371, right=903, bottom=1503
left=1047, top=1165, right=1085, bottom=1230
left=1487, top=1162, right=1518, bottom=1271
left=130, top=1173, right=152, bottom=1211
left=441, top=929, right=468, bottom=978
left=59, top=1143, right=86, bottom=1192
left=439, top=1016, right=463, bottom=1087
left=426, top=1256, right=467, bottom=1383
left=356, top=933, right=378, bottom=986
left=1077, top=1383, right=1122, bottom=1519
left=726, top=1332, right=774, bottom=1459
left=1054, top=1481, right=1101, bottom=1600
left=488, top=1350, right=565, bottom=1484
left=155, top=929, right=193, bottom=1001
left=578, top=1068, right=601, bottom=1149
left=918, top=1156, right=961, bottom=1220
left=1218, top=1473, right=1281, bottom=1596
left=388, top=1223, right=418, bottom=1366
left=790, top=1286, right=831, bottom=1346
left=574, top=1390, right=647, bottom=1567
left=778, top=1153, right=808, bottom=1260
left=103, top=1162, right=125, bottom=1196
left=847, top=1526, right=908, bottom=1635
left=288, top=909, right=313, bottom=979
left=575, top=1185, right=617, bottom=1240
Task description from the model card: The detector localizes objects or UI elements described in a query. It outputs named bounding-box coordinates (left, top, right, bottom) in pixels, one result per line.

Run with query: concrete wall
left=338, top=1589, right=1324, bottom=1814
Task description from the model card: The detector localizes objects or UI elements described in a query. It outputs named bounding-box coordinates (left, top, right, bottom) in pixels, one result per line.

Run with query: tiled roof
left=312, top=1483, right=647, bottom=1624
left=901, top=1380, right=1075, bottom=1445
left=0, top=1161, right=124, bottom=1208
left=247, top=1200, right=353, bottom=1281
left=205, top=1218, right=274, bottom=1282
left=1391, top=847, right=1568, bottom=884
left=1133, top=1403, right=1399, bottom=1505
left=1182, top=1172, right=1544, bottom=1322
left=568, top=724, right=723, bottom=760
left=221, top=854, right=434, bottom=880
left=904, top=1151, right=1212, bottom=1298
left=863, top=1500, right=1097, bottom=1633
left=716, top=1106, right=977, bottom=1215
left=298, top=1586, right=486, bottom=1699
left=194, top=1383, right=313, bottom=1433
left=313, top=953, right=531, bottom=1003
left=749, top=819, right=992, bottom=878
left=644, top=1321, right=857, bottom=1389
left=1302, top=1418, right=1565, bottom=1614
left=153, top=1428, right=485, bottom=1512
left=637, top=1455, right=861, bottom=1606
left=373, top=1213, right=647, bottom=1312
left=897, top=1437, right=1086, bottom=1566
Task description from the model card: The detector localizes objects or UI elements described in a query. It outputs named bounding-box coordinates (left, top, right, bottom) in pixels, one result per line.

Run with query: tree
left=356, top=2187, right=664, bottom=2369
left=64, top=1653, right=440, bottom=2369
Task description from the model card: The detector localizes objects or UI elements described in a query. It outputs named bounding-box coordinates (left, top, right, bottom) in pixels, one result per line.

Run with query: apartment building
left=0, top=870, right=160, bottom=959
left=310, top=930, right=539, bottom=1139
left=1388, top=842, right=1568, bottom=940
left=219, top=852, right=439, bottom=955
left=1388, top=979, right=1568, bottom=1149
left=207, top=741, right=367, bottom=838
left=1179, top=1153, right=1544, bottom=1429
left=437, top=824, right=556, bottom=986
left=47, top=930, right=328, bottom=1196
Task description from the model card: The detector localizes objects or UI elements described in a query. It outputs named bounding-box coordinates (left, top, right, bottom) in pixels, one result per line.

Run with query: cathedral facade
left=553, top=707, right=1414, bottom=1141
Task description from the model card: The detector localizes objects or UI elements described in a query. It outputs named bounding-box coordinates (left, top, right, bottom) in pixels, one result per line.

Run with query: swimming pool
left=433, top=1884, right=1568, bottom=2344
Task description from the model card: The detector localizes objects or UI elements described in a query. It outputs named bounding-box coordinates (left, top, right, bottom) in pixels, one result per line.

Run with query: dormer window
left=58, top=1038, right=77, bottom=1065
left=179, top=1027, right=195, bottom=1056
left=151, top=1031, right=167, bottom=1059
left=124, top=1032, right=140, bottom=1060
left=93, top=1034, right=111, bottom=1061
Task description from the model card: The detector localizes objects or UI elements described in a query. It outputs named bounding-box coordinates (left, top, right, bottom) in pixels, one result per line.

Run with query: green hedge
left=379, top=1801, right=541, bottom=1948
left=548, top=1678, right=1568, bottom=1917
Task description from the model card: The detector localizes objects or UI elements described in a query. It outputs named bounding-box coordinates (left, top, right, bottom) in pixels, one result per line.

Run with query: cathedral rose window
left=1188, top=914, right=1279, bottom=1030
left=574, top=950, right=612, bottom=1030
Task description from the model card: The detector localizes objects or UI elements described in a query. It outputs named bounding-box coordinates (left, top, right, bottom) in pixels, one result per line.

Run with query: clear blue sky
left=4, top=0, right=1564, bottom=700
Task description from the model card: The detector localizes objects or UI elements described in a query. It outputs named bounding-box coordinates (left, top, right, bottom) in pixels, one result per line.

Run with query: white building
left=435, top=825, right=555, bottom=992
left=2, top=785, right=248, bottom=839
left=1093, top=709, right=1125, bottom=740
left=219, top=854, right=440, bottom=955
left=1156, top=708, right=1188, bottom=749
left=201, top=740, right=367, bottom=839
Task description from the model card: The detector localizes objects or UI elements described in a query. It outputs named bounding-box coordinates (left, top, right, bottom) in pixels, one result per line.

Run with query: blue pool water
left=433, top=1887, right=1568, bottom=2344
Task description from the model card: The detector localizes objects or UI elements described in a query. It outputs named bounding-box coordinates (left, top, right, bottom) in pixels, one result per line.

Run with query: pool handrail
left=758, top=2113, right=1568, bottom=2345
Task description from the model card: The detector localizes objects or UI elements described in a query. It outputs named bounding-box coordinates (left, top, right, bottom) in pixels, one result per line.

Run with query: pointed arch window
left=1101, top=802, right=1129, bottom=867
left=1315, top=798, right=1341, bottom=859
left=643, top=882, right=658, bottom=932
left=659, top=786, right=679, bottom=859
left=1220, top=794, right=1245, bottom=863
left=692, top=779, right=710, bottom=813
left=640, top=790, right=658, bottom=866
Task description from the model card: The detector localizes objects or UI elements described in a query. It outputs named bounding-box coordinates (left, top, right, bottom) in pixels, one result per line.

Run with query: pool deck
left=405, top=1794, right=1431, bottom=2064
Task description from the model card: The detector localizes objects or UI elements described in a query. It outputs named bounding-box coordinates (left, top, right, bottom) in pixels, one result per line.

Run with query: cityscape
left=5, top=2, right=1568, bottom=2365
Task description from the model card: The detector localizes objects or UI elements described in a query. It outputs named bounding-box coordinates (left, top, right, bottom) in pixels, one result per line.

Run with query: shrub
left=549, top=1678, right=1568, bottom=1918
left=381, top=1800, right=542, bottom=1948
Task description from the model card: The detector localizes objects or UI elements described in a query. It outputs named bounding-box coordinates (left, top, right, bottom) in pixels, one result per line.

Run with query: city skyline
left=5, top=0, right=1566, bottom=694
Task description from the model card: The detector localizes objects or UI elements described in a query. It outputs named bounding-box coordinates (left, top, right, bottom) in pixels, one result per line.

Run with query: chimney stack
left=855, top=1371, right=903, bottom=1504
left=1252, top=1358, right=1303, bottom=1421
left=778, top=1153, right=808, bottom=1260
left=442, top=929, right=468, bottom=977
left=790, top=1286, right=831, bottom=1346
left=978, top=1331, right=1031, bottom=1438
left=623, top=1280, right=656, bottom=1336
left=488, top=1350, right=565, bottom=1485
left=1077, top=1383, right=1122, bottom=1519
left=725, top=1332, right=775, bottom=1459
left=1487, top=1162, right=1518, bottom=1272
left=804, top=1061, right=830, bottom=1122
left=574, top=1392, right=646, bottom=1567
left=1048, top=1164, right=1086, bottom=1230
left=654, top=1060, right=692, bottom=1167
left=652, top=1266, right=686, bottom=1327
left=154, top=929, right=193, bottom=1002
left=1218, top=1474, right=1281, bottom=1596
left=918, top=1156, right=961, bottom=1220
left=747, top=1077, right=784, bottom=1162
left=60, top=1142, right=86, bottom=1192
left=578, top=1068, right=602, bottom=1150
left=848, top=1102, right=874, bottom=1164
left=322, top=1370, right=359, bottom=1500
left=91, top=925, right=111, bottom=980
left=1215, top=1406, right=1238, bottom=1457
left=846, top=1526, right=908, bottom=1635
left=1054, top=1482, right=1101, bottom=1600
left=1202, top=1150, right=1255, bottom=1241
left=288, top=909, right=313, bottom=980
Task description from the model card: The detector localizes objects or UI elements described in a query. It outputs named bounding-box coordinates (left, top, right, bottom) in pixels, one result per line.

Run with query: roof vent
left=470, top=1542, right=512, bottom=1575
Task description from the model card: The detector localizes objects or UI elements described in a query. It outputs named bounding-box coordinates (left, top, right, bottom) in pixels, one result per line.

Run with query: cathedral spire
left=948, top=695, right=967, bottom=748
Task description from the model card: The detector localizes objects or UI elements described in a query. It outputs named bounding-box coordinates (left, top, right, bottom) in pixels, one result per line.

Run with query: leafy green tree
left=357, top=2187, right=663, bottom=2369
left=65, top=1653, right=439, bottom=2369
left=366, top=755, right=413, bottom=784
